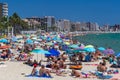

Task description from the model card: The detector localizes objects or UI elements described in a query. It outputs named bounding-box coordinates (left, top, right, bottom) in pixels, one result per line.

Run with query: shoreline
left=70, top=31, right=120, bottom=37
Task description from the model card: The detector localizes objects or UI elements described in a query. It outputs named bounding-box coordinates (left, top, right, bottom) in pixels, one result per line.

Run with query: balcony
left=2, top=7, right=8, bottom=10
left=3, top=10, right=8, bottom=13
left=2, top=4, right=8, bottom=7
left=2, top=13, right=8, bottom=16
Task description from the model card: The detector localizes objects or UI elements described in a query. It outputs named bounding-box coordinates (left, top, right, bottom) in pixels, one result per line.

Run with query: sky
left=0, top=0, right=120, bottom=25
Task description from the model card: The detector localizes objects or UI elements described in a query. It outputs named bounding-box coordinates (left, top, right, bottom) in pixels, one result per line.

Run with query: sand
left=0, top=54, right=120, bottom=80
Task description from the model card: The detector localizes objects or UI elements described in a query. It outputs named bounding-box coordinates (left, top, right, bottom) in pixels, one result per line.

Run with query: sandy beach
left=0, top=33, right=120, bottom=80
left=0, top=60, right=99, bottom=80
left=1, top=54, right=119, bottom=80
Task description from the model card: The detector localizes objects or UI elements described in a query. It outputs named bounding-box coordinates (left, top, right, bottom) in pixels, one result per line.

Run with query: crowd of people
left=0, top=32, right=120, bottom=79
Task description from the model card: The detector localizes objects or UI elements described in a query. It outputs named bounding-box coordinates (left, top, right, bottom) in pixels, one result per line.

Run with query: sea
left=73, top=33, right=120, bottom=54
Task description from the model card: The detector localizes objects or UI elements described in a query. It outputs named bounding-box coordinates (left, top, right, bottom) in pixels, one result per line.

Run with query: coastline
left=70, top=31, right=120, bottom=37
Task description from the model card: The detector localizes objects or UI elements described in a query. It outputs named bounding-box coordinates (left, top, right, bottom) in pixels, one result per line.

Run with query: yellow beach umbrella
left=64, top=42, right=70, bottom=45
left=85, top=45, right=94, bottom=48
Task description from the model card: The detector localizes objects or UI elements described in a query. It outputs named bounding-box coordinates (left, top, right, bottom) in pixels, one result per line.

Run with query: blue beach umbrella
left=32, top=49, right=51, bottom=61
left=69, top=44, right=79, bottom=49
left=84, top=47, right=96, bottom=52
left=98, top=47, right=106, bottom=51
left=11, top=36, right=18, bottom=42
left=32, top=49, right=50, bottom=54
left=26, top=39, right=33, bottom=44
left=47, top=48, right=60, bottom=57
left=116, top=52, right=120, bottom=57
left=56, top=39, right=62, bottom=43
left=0, top=38, right=8, bottom=43
left=46, top=37, right=51, bottom=42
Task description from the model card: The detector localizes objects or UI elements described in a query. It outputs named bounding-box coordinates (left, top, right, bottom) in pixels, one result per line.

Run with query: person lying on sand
left=71, top=69, right=96, bottom=78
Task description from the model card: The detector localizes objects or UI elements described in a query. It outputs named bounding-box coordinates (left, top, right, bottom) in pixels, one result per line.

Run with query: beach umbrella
left=26, top=34, right=30, bottom=38
left=84, top=47, right=96, bottom=52
left=85, top=45, right=94, bottom=48
left=103, top=49, right=115, bottom=55
left=0, top=45, right=10, bottom=49
left=34, top=41, right=39, bottom=44
left=26, top=39, right=33, bottom=44
left=79, top=44, right=85, bottom=49
left=31, top=37, right=37, bottom=40
left=64, top=42, right=70, bottom=45
left=69, top=44, right=79, bottom=49
left=56, top=39, right=62, bottom=43
left=11, top=36, right=18, bottom=42
left=45, top=42, right=54, bottom=46
left=72, top=49, right=84, bottom=53
left=48, top=48, right=60, bottom=57
left=98, top=47, right=106, bottom=51
left=116, top=52, right=120, bottom=57
left=66, top=49, right=72, bottom=54
left=46, top=37, right=51, bottom=42
left=0, top=38, right=8, bottom=43
left=31, top=49, right=51, bottom=61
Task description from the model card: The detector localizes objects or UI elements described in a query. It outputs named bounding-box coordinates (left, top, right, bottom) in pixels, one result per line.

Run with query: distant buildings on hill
left=23, top=16, right=101, bottom=32
left=0, top=2, right=120, bottom=32
left=23, top=16, right=120, bottom=32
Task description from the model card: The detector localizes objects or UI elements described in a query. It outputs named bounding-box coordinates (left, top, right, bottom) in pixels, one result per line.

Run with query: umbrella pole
left=41, top=54, right=42, bottom=61
left=37, top=53, right=38, bottom=62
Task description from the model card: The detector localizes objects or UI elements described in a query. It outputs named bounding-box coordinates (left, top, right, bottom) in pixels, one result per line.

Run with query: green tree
left=0, top=16, right=10, bottom=34
left=9, top=12, right=29, bottom=34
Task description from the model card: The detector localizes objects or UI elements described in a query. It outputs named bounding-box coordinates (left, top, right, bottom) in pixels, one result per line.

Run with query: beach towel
left=96, top=72, right=113, bottom=79
left=99, top=75, right=113, bottom=79
left=84, top=64, right=98, bottom=66
left=25, top=74, right=53, bottom=78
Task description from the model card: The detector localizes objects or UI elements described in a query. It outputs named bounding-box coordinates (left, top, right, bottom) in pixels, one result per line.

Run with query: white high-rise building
left=44, top=16, right=55, bottom=27
left=57, top=19, right=71, bottom=32
left=0, top=3, right=8, bottom=18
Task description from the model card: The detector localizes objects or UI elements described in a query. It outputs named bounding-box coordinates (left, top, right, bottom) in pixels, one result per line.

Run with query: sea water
left=73, top=33, right=120, bottom=54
